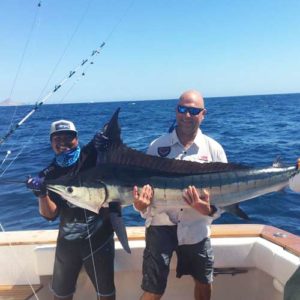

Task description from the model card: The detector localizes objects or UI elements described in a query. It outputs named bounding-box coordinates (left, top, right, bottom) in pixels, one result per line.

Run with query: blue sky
left=1, top=0, right=300, bottom=103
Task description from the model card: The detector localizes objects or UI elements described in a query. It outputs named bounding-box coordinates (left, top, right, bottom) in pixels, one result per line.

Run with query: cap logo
left=55, top=122, right=71, bottom=131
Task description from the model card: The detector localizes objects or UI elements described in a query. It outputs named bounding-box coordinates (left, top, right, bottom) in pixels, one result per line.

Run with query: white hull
left=0, top=225, right=299, bottom=300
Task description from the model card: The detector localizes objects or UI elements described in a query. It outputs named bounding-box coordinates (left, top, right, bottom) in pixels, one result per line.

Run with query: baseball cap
left=50, top=120, right=77, bottom=137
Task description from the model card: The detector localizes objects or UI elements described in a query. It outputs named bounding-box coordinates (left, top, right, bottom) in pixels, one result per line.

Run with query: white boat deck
left=0, top=224, right=299, bottom=300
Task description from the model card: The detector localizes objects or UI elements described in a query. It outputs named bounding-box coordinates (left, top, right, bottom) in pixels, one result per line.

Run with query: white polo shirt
left=141, top=128, right=227, bottom=245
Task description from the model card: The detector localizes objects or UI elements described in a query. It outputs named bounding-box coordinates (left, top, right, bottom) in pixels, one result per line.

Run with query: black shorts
left=141, top=225, right=214, bottom=295
left=51, top=235, right=115, bottom=298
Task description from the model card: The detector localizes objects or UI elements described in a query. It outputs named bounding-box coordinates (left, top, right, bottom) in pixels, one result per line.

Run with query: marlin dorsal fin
left=102, top=108, right=122, bottom=147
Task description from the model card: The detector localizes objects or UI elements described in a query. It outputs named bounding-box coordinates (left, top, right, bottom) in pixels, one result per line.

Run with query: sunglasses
left=177, top=105, right=204, bottom=116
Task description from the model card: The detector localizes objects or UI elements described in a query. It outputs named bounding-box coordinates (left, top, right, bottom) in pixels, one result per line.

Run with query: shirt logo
left=157, top=146, right=171, bottom=157
left=199, top=155, right=208, bottom=161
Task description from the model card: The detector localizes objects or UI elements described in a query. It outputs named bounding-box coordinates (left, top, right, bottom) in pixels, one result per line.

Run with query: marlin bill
left=46, top=109, right=300, bottom=216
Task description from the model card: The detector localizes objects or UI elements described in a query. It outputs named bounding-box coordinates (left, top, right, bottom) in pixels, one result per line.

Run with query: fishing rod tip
left=7, top=150, right=11, bottom=155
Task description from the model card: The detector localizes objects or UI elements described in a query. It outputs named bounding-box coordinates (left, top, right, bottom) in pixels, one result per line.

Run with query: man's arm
left=38, top=195, right=59, bottom=220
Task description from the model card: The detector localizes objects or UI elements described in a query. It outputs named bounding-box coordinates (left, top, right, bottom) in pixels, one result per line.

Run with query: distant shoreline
left=0, top=99, right=23, bottom=106
left=0, top=92, right=299, bottom=106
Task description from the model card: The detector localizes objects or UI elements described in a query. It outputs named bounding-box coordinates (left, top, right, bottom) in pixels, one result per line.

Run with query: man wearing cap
left=26, top=120, right=115, bottom=300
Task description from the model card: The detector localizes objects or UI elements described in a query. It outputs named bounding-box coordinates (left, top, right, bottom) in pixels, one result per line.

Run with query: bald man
left=134, top=90, right=227, bottom=300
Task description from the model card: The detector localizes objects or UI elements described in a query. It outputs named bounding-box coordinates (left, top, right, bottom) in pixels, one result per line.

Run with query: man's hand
left=133, top=185, right=153, bottom=212
left=26, top=176, right=47, bottom=197
left=93, top=131, right=110, bottom=151
left=183, top=186, right=213, bottom=216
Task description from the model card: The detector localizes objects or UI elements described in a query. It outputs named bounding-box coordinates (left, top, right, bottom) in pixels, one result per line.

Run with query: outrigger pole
left=0, top=42, right=106, bottom=146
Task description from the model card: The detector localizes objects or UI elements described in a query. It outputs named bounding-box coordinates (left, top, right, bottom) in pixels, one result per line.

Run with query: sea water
left=0, top=93, right=299, bottom=235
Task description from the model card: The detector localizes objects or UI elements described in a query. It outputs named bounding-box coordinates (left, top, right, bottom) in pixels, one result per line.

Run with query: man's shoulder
left=200, top=133, right=227, bottom=163
left=147, top=133, right=173, bottom=155
left=201, top=133, right=224, bottom=149
left=39, top=161, right=57, bottom=178
left=149, top=132, right=173, bottom=148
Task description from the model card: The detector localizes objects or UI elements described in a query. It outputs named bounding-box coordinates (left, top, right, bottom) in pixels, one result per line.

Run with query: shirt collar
left=170, top=128, right=203, bottom=147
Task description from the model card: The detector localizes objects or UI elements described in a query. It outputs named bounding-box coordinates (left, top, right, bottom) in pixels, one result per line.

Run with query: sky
left=1, top=0, right=300, bottom=103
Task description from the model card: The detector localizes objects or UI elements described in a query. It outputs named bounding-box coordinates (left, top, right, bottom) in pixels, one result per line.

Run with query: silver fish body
left=45, top=108, right=300, bottom=215
left=46, top=163, right=299, bottom=214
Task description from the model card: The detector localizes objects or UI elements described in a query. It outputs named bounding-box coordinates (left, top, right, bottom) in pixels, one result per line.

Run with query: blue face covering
left=55, top=145, right=81, bottom=167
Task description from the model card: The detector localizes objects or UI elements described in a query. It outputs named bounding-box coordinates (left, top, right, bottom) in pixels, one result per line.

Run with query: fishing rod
left=0, top=42, right=105, bottom=146
left=6, top=1, right=42, bottom=133
left=0, top=0, right=135, bottom=149
left=34, top=0, right=95, bottom=110
left=0, top=3, right=135, bottom=298
left=0, top=0, right=100, bottom=177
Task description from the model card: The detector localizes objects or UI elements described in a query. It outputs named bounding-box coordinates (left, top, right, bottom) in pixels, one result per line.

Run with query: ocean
left=0, top=93, right=299, bottom=235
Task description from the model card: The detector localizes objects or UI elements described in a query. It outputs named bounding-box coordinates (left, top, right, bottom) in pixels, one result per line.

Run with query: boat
left=0, top=224, right=299, bottom=300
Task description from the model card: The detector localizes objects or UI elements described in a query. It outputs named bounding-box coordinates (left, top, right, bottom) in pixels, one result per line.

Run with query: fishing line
left=83, top=208, right=101, bottom=297
left=0, top=146, right=26, bottom=178
left=0, top=54, right=98, bottom=176
left=104, top=0, right=136, bottom=43
left=47, top=0, right=136, bottom=114
left=0, top=223, right=40, bottom=300
left=0, top=151, right=12, bottom=172
left=0, top=122, right=46, bottom=179
left=0, top=0, right=136, bottom=148
left=0, top=179, right=25, bottom=184
left=0, top=0, right=97, bottom=172
left=1, top=0, right=93, bottom=149
left=5, top=1, right=42, bottom=137
left=0, top=42, right=106, bottom=147
left=54, top=54, right=100, bottom=117
left=1, top=0, right=94, bottom=160
left=0, top=45, right=97, bottom=179
left=0, top=120, right=43, bottom=179
left=0, top=1, right=135, bottom=296
left=35, top=0, right=95, bottom=105
left=80, top=174, right=100, bottom=297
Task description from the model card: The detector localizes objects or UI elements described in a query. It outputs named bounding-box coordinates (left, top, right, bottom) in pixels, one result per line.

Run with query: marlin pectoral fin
left=109, top=202, right=131, bottom=254
left=224, top=204, right=249, bottom=220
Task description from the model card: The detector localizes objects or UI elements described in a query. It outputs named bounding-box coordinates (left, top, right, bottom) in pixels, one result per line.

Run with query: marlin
left=46, top=108, right=300, bottom=219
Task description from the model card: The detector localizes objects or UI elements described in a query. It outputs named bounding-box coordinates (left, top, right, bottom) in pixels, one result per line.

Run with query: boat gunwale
left=0, top=224, right=299, bottom=256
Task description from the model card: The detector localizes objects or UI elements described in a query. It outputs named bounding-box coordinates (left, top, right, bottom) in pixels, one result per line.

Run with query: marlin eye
left=67, top=187, right=73, bottom=193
